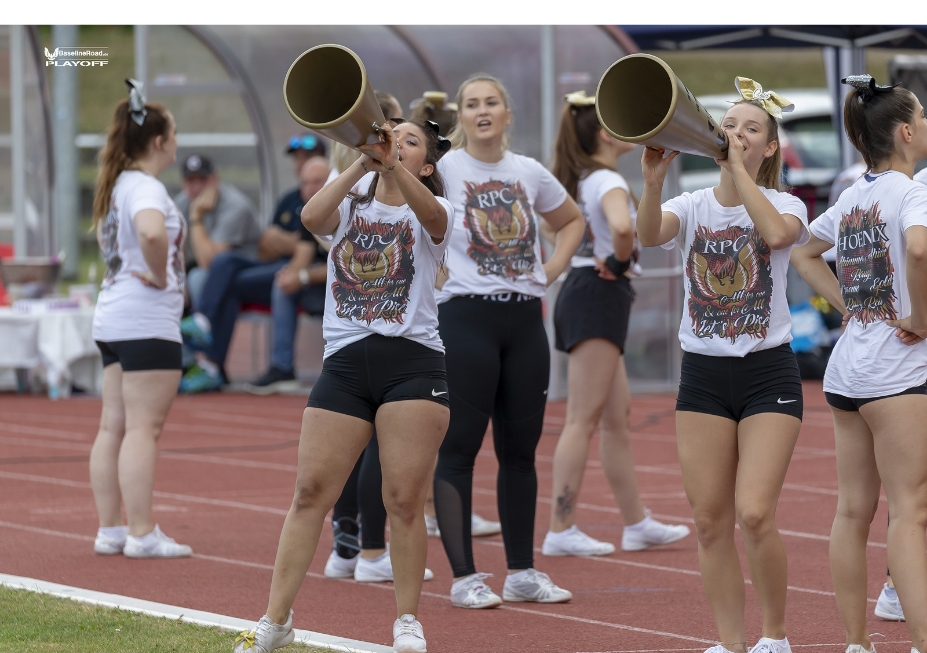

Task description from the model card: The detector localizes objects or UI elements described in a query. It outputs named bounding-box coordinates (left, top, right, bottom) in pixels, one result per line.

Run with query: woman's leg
left=863, top=395, right=927, bottom=652
left=118, top=369, right=182, bottom=537
left=549, top=338, right=623, bottom=532
left=598, top=355, right=647, bottom=525
left=734, top=413, right=801, bottom=641
left=829, top=407, right=880, bottom=649
left=358, top=431, right=388, bottom=558
left=89, top=363, right=126, bottom=527
left=377, top=400, right=449, bottom=616
left=266, top=408, right=372, bottom=624
left=676, top=411, right=745, bottom=651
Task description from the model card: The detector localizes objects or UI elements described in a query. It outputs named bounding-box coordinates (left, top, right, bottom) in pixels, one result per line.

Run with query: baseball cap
left=286, top=134, right=327, bottom=157
left=181, top=154, right=214, bottom=178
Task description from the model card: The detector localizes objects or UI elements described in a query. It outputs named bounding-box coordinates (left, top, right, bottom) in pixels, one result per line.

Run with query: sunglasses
left=288, top=135, right=319, bottom=151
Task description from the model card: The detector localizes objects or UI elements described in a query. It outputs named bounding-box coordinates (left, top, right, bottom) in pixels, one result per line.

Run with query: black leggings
left=434, top=296, right=550, bottom=577
left=331, top=431, right=387, bottom=551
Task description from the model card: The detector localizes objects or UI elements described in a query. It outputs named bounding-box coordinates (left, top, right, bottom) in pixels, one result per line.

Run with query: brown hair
left=727, top=99, right=785, bottom=191
left=410, top=97, right=458, bottom=137
left=375, top=90, right=402, bottom=121
left=350, top=119, right=448, bottom=212
left=92, top=99, right=171, bottom=225
left=552, top=103, right=612, bottom=201
left=843, top=86, right=918, bottom=170
left=448, top=73, right=512, bottom=152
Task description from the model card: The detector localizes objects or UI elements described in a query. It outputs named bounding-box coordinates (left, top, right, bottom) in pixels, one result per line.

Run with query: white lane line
left=573, top=646, right=913, bottom=653
left=0, top=521, right=714, bottom=646
left=0, top=572, right=389, bottom=653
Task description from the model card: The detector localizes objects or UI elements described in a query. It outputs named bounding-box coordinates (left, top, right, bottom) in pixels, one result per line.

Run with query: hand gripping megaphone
left=595, top=53, right=728, bottom=159
left=283, top=44, right=387, bottom=153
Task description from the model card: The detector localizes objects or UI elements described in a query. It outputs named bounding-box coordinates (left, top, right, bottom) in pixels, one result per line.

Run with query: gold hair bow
left=734, top=77, right=794, bottom=119
left=564, top=90, right=596, bottom=107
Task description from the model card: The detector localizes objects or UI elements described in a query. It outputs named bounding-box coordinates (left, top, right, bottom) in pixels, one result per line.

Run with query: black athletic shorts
left=307, top=334, right=449, bottom=423
left=825, top=381, right=927, bottom=411
left=95, top=339, right=183, bottom=371
left=676, top=343, right=803, bottom=421
left=554, top=266, right=634, bottom=353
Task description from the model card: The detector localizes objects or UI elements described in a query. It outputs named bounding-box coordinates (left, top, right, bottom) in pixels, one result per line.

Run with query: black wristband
left=604, top=254, right=631, bottom=277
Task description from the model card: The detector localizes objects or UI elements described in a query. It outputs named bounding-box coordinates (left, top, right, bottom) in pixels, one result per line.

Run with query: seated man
left=174, top=154, right=262, bottom=308
left=179, top=147, right=330, bottom=393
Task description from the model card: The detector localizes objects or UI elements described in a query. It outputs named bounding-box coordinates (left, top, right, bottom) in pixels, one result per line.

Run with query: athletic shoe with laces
left=178, top=362, right=223, bottom=394
left=748, top=637, right=792, bottom=653
left=354, top=548, right=434, bottom=583
left=180, top=314, right=212, bottom=350
left=542, top=525, right=616, bottom=556
left=425, top=515, right=440, bottom=537
left=450, top=572, right=502, bottom=609
left=323, top=549, right=358, bottom=579
left=94, top=526, right=128, bottom=555
left=123, top=525, right=192, bottom=558
left=393, top=614, right=427, bottom=653
left=502, top=568, right=572, bottom=603
left=246, top=366, right=300, bottom=396
left=233, top=610, right=295, bottom=653
left=874, top=583, right=905, bottom=621
left=621, top=509, right=691, bottom=551
left=844, top=645, right=876, bottom=653
left=471, top=512, right=502, bottom=537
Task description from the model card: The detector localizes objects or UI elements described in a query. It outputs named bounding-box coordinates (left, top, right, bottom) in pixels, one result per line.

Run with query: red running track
left=0, top=384, right=912, bottom=653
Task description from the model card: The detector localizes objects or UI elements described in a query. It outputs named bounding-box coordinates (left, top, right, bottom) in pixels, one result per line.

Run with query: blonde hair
left=93, top=99, right=171, bottom=225
left=330, top=141, right=360, bottom=174
left=448, top=73, right=512, bottom=152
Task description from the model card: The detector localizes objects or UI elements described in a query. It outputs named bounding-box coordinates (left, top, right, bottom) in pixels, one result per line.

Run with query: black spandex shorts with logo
left=676, top=343, right=803, bottom=421
left=306, top=334, right=449, bottom=423
left=96, top=339, right=183, bottom=371
left=825, top=381, right=927, bottom=411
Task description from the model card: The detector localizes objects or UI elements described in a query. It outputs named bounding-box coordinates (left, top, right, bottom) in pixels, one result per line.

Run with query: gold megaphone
left=596, top=53, right=728, bottom=159
left=283, top=44, right=387, bottom=153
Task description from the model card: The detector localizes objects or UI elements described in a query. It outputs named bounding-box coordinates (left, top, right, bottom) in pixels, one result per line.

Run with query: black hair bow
left=841, top=75, right=899, bottom=102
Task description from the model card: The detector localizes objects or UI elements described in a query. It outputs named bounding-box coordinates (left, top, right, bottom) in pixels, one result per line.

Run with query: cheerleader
left=541, top=90, right=690, bottom=557
left=636, top=78, right=809, bottom=653
left=432, top=73, right=585, bottom=608
left=791, top=75, right=927, bottom=653
left=233, top=119, right=453, bottom=653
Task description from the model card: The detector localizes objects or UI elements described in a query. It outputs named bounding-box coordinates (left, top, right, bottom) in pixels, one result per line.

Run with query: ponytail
left=552, top=102, right=612, bottom=200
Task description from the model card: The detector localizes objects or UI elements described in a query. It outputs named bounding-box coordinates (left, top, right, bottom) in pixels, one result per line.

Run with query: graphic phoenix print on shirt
left=331, top=213, right=415, bottom=325
left=463, top=180, right=537, bottom=278
left=686, top=224, right=773, bottom=342
left=837, top=202, right=896, bottom=324
left=574, top=191, right=595, bottom=258
left=101, top=203, right=122, bottom=284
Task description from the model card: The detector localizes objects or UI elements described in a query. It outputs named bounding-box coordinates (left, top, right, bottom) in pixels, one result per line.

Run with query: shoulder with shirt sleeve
left=899, top=176, right=927, bottom=228
left=770, top=189, right=808, bottom=220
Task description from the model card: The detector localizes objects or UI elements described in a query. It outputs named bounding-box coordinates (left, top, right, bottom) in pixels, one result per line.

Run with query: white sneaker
left=471, top=512, right=501, bottom=537
left=450, top=572, right=502, bottom=609
left=323, top=549, right=358, bottom=579
left=874, top=583, right=905, bottom=621
left=542, top=525, right=615, bottom=557
left=393, top=614, right=427, bottom=653
left=425, top=515, right=440, bottom=538
left=354, top=549, right=434, bottom=583
left=94, top=526, right=128, bottom=555
left=845, top=645, right=876, bottom=653
left=748, top=637, right=792, bottom=653
left=502, top=568, right=572, bottom=603
left=233, top=611, right=295, bottom=653
left=621, top=509, right=691, bottom=551
left=123, top=525, right=192, bottom=558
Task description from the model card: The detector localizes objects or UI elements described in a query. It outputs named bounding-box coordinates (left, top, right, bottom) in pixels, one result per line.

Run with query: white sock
left=506, top=569, right=531, bottom=581
left=625, top=516, right=652, bottom=531
left=192, top=312, right=211, bottom=333
left=98, top=525, right=127, bottom=538
left=773, top=638, right=789, bottom=648
left=198, top=358, right=219, bottom=377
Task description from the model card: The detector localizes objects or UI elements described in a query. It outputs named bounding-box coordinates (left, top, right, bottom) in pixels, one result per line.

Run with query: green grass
left=0, top=585, right=327, bottom=652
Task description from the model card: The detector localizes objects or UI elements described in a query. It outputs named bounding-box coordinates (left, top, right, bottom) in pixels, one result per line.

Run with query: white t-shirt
left=571, top=169, right=637, bottom=268
left=321, top=195, right=455, bottom=359
left=913, top=167, right=927, bottom=186
left=93, top=170, right=186, bottom=343
left=435, top=149, right=569, bottom=302
left=661, top=186, right=809, bottom=356
left=809, top=170, right=927, bottom=397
